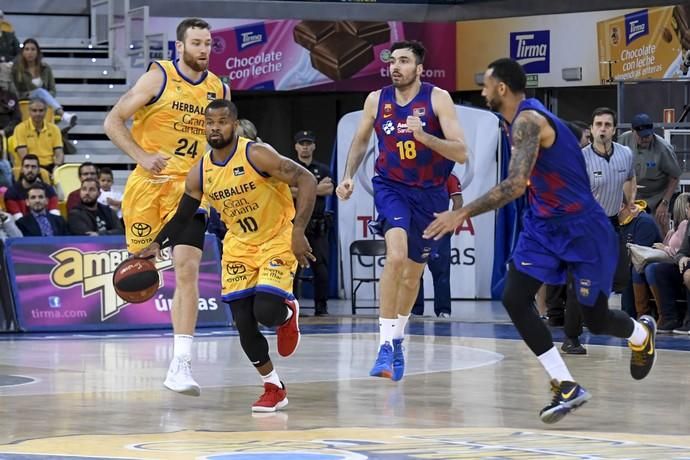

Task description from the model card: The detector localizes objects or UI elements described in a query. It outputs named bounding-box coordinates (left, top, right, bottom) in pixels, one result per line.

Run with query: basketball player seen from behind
left=336, top=40, right=467, bottom=381
left=139, top=99, right=316, bottom=412
left=424, top=58, right=656, bottom=423
left=104, top=18, right=230, bottom=396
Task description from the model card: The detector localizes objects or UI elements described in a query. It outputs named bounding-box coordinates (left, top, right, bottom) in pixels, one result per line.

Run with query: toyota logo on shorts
left=131, top=222, right=152, bottom=237
left=227, top=262, right=246, bottom=275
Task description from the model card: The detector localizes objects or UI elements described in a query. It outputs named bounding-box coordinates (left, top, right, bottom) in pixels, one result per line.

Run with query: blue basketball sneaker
left=369, top=342, right=393, bottom=378
left=539, top=379, right=591, bottom=424
left=391, top=338, right=405, bottom=381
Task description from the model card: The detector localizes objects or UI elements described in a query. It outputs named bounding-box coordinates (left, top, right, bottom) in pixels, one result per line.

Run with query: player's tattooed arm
left=277, top=158, right=317, bottom=230
left=251, top=143, right=317, bottom=230
left=462, top=111, right=541, bottom=218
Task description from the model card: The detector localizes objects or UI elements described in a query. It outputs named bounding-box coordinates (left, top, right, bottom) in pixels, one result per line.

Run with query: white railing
left=89, top=0, right=166, bottom=82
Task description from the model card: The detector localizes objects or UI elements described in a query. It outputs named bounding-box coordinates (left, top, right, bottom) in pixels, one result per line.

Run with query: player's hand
left=136, top=242, right=161, bottom=261
left=406, top=116, right=425, bottom=140
left=336, top=177, right=354, bottom=200
left=139, top=153, right=169, bottom=175
left=319, top=177, right=333, bottom=185
left=423, top=209, right=467, bottom=240
left=679, top=256, right=690, bottom=273
left=292, top=230, right=316, bottom=268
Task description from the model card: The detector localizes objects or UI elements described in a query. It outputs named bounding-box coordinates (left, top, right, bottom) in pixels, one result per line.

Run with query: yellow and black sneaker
left=539, top=379, right=592, bottom=424
left=629, top=315, right=657, bottom=380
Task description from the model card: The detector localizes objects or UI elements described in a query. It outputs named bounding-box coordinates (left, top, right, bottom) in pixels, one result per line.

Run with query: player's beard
left=485, top=95, right=502, bottom=112
left=208, top=133, right=234, bottom=149
left=182, top=48, right=208, bottom=72
left=391, top=72, right=416, bottom=90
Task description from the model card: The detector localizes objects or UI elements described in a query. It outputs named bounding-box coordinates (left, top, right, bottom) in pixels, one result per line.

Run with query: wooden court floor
left=0, top=300, right=689, bottom=459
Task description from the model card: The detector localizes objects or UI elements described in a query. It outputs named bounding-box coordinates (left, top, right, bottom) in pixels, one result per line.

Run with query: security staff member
left=292, top=130, right=333, bottom=316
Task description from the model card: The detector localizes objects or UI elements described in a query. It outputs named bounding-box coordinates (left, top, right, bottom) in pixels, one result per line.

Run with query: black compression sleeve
left=154, top=193, right=201, bottom=247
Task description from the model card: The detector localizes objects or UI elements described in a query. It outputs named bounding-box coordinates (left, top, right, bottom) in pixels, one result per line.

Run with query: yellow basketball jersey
left=202, top=137, right=296, bottom=245
left=131, top=60, right=225, bottom=177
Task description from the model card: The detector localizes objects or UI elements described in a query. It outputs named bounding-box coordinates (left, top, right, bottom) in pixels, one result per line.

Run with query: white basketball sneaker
left=164, top=356, right=200, bottom=396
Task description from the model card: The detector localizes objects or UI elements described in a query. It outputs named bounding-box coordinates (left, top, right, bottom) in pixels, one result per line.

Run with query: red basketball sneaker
left=277, top=299, right=300, bottom=357
left=252, top=382, right=288, bottom=412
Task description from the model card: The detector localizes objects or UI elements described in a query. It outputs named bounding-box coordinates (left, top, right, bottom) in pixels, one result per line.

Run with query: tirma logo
left=510, top=30, right=550, bottom=74
left=625, top=10, right=649, bottom=44
left=234, top=23, right=267, bottom=50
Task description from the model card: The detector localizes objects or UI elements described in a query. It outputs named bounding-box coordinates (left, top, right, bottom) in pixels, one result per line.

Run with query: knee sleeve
left=253, top=292, right=289, bottom=328
left=501, top=263, right=553, bottom=356
left=174, top=213, right=207, bottom=250
left=228, top=296, right=270, bottom=367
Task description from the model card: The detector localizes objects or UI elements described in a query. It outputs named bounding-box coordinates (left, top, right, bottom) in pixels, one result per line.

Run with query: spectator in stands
left=0, top=11, right=19, bottom=64
left=0, top=210, right=21, bottom=240
left=619, top=196, right=663, bottom=318
left=0, top=79, right=20, bottom=139
left=4, top=154, right=59, bottom=219
left=13, top=97, right=64, bottom=171
left=66, top=162, right=98, bottom=211
left=11, top=38, right=76, bottom=124
left=68, top=178, right=123, bottom=236
left=97, top=166, right=121, bottom=217
left=618, top=113, right=682, bottom=234
left=15, top=183, right=69, bottom=236
left=237, top=118, right=261, bottom=142
left=637, top=193, right=690, bottom=332
left=412, top=172, right=463, bottom=318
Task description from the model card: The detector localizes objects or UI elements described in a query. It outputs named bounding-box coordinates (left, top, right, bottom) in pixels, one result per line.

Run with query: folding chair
left=349, top=239, right=386, bottom=314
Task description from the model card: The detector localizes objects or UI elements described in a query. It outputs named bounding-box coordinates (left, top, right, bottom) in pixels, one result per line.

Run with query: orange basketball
left=113, top=257, right=160, bottom=303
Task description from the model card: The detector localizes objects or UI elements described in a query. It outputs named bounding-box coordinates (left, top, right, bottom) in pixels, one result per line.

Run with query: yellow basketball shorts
left=221, top=231, right=298, bottom=302
left=121, top=173, right=209, bottom=253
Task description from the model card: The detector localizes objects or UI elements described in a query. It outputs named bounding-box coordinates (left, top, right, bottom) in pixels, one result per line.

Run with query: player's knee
left=253, top=291, right=288, bottom=327
left=173, top=255, right=200, bottom=283
left=683, top=270, right=690, bottom=289
left=385, top=249, right=406, bottom=270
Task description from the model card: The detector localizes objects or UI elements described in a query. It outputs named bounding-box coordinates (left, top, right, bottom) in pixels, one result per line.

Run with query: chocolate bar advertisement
left=597, top=5, right=690, bottom=82
left=208, top=20, right=455, bottom=91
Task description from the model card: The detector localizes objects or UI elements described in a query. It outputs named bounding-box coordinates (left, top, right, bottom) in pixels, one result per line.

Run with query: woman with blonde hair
left=236, top=118, right=261, bottom=142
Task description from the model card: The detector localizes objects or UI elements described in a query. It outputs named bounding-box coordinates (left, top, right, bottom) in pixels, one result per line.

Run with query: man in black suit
left=16, top=183, right=69, bottom=236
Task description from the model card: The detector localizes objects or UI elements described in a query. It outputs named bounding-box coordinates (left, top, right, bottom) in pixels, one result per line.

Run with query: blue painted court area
left=1, top=316, right=689, bottom=351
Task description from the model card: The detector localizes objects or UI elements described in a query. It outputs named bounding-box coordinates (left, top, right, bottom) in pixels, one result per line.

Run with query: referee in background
left=551, top=108, right=636, bottom=354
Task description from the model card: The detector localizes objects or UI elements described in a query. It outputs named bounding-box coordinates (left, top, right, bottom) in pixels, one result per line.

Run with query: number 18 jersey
left=373, top=82, right=454, bottom=188
left=131, top=60, right=226, bottom=177
left=201, top=137, right=295, bottom=246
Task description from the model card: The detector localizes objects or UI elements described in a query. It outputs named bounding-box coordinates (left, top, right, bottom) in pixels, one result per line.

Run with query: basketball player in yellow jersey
left=104, top=18, right=230, bottom=397
left=139, top=99, right=317, bottom=412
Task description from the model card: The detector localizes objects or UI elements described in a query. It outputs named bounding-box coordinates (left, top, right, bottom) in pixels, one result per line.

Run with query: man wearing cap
left=292, top=130, right=334, bottom=316
left=618, top=113, right=682, bottom=233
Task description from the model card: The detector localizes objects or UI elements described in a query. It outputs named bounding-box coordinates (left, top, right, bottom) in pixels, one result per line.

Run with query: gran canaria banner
left=5, top=236, right=229, bottom=332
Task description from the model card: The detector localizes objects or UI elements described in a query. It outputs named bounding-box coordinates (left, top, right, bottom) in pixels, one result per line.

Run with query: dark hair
left=28, top=97, right=46, bottom=109
left=591, top=107, right=617, bottom=126
left=206, top=99, right=238, bottom=118
left=176, top=18, right=210, bottom=42
left=78, top=162, right=97, bottom=176
left=22, top=154, right=39, bottom=166
left=564, top=121, right=583, bottom=142
left=390, top=40, right=426, bottom=65
left=487, top=58, right=526, bottom=92
left=572, top=120, right=589, bottom=131
left=27, top=183, right=46, bottom=195
left=98, top=166, right=113, bottom=178
left=81, top=178, right=100, bottom=189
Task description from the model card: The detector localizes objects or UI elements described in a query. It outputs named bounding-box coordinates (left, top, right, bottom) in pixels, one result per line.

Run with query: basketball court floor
left=0, top=298, right=689, bottom=459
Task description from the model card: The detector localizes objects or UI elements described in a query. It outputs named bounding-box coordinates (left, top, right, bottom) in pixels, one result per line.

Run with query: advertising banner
left=148, top=17, right=456, bottom=92
left=597, top=6, right=689, bottom=81
left=336, top=105, right=499, bottom=300
left=6, top=236, right=228, bottom=332
left=456, top=9, right=635, bottom=90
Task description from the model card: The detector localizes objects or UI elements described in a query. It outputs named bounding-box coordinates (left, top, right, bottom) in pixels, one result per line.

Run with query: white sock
left=261, top=369, right=282, bottom=388
left=173, top=334, right=193, bottom=360
left=379, top=317, right=396, bottom=346
left=537, top=346, right=574, bottom=383
left=393, top=314, right=410, bottom=340
left=628, top=320, right=649, bottom=347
